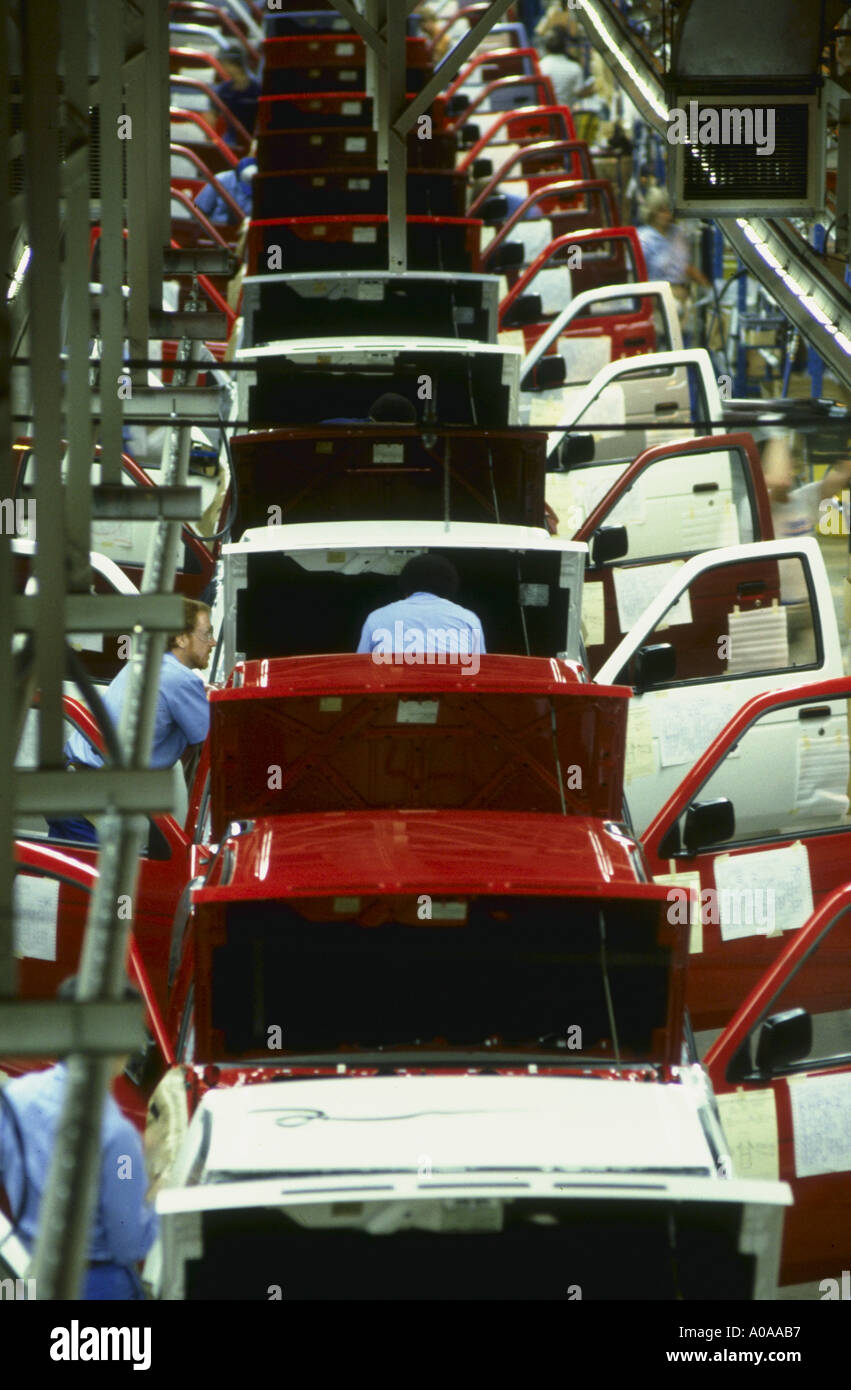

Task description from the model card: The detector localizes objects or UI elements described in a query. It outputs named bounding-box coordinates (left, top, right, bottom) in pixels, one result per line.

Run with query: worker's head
left=544, top=28, right=568, bottom=55
left=219, top=44, right=249, bottom=83
left=169, top=597, right=214, bottom=672
left=368, top=392, right=417, bottom=425
left=761, top=435, right=802, bottom=502
left=643, top=186, right=673, bottom=230
left=417, top=4, right=442, bottom=39
left=400, top=553, right=460, bottom=600
left=57, top=975, right=144, bottom=1081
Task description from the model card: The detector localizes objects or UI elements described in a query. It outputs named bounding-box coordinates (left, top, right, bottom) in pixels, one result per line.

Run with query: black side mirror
left=682, top=797, right=735, bottom=854
left=479, top=193, right=509, bottom=224
left=472, top=159, right=493, bottom=179
left=559, top=433, right=595, bottom=468
left=488, top=241, right=525, bottom=273
left=501, top=290, right=542, bottom=326
left=631, top=642, right=676, bottom=694
left=755, top=1008, right=812, bottom=1074
left=523, top=353, right=566, bottom=391
left=459, top=122, right=481, bottom=148
left=591, top=525, right=628, bottom=567
left=448, top=93, right=470, bottom=115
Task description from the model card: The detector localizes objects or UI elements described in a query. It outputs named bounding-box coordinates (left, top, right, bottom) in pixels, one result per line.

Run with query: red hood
left=199, top=810, right=657, bottom=902
left=209, top=656, right=628, bottom=836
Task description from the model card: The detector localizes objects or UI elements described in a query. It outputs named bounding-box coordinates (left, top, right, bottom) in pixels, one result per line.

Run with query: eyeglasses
left=195, top=629, right=216, bottom=644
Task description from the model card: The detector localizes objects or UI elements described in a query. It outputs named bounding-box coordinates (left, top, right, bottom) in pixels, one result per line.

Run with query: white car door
left=535, top=347, right=723, bottom=462
left=596, top=537, right=844, bottom=837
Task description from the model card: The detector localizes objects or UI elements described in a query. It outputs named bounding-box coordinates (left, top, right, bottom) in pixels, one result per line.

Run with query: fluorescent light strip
left=6, top=246, right=31, bottom=303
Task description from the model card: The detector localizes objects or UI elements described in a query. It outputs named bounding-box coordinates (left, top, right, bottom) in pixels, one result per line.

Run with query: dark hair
left=544, top=28, right=568, bottom=55
left=400, top=553, right=460, bottom=600
left=369, top=392, right=417, bottom=424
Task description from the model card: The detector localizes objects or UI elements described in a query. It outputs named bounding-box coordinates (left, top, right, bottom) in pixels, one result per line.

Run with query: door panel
left=711, top=902, right=851, bottom=1286
left=596, top=540, right=842, bottom=837
left=648, top=691, right=851, bottom=1031
left=578, top=444, right=762, bottom=670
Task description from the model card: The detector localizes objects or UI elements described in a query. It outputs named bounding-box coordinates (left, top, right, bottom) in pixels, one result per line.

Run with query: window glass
left=619, top=554, right=818, bottom=685
left=598, top=448, right=754, bottom=564
left=747, top=906, right=851, bottom=1070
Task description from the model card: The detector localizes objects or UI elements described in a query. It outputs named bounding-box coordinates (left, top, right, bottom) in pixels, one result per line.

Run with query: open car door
left=641, top=677, right=851, bottom=1034
left=573, top=433, right=773, bottom=672
left=521, top=280, right=683, bottom=394
left=595, top=537, right=844, bottom=837
left=532, top=347, right=723, bottom=469
left=707, top=882, right=851, bottom=1288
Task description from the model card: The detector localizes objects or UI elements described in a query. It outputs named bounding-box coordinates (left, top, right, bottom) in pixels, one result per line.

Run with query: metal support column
left=21, top=0, right=66, bottom=770
left=60, top=0, right=96, bottom=592
left=0, top=4, right=15, bottom=1000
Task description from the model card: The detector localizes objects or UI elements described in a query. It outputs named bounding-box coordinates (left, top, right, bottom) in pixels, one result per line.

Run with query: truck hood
left=208, top=656, right=628, bottom=835
left=151, top=1074, right=790, bottom=1301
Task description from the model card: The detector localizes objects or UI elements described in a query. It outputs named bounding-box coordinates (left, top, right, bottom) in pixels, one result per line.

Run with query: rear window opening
left=179, top=1197, right=759, bottom=1300
left=200, top=894, right=671, bottom=1063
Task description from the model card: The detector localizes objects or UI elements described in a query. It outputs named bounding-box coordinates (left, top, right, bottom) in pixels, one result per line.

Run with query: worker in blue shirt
left=357, top=554, right=486, bottom=668
left=0, top=980, right=158, bottom=1299
left=213, top=45, right=260, bottom=147
left=194, top=155, right=257, bottom=225
left=48, top=598, right=214, bottom=844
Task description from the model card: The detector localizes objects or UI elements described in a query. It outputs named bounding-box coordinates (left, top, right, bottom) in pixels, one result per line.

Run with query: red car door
left=644, top=677, right=851, bottom=1032
left=573, top=432, right=773, bottom=673
left=707, top=882, right=851, bottom=1287
left=15, top=694, right=205, bottom=1011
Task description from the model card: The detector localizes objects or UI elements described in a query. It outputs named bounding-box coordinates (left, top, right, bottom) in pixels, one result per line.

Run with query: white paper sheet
left=581, top=581, right=606, bottom=647
left=625, top=703, right=656, bottom=781
left=612, top=560, right=692, bottom=636
left=655, top=687, right=741, bottom=770
left=396, top=699, right=440, bottom=725
left=652, top=869, right=703, bottom=953
left=795, top=727, right=850, bottom=819
left=726, top=604, right=789, bottom=675
left=716, top=1088, right=780, bottom=1180
left=713, top=842, right=813, bottom=942
left=788, top=1072, right=851, bottom=1178
left=679, top=497, right=740, bottom=552
left=13, top=875, right=59, bottom=961
left=559, top=335, right=611, bottom=385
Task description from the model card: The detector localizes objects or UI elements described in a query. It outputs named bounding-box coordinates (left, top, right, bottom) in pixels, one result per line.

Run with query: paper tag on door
left=716, top=1088, right=780, bottom=1180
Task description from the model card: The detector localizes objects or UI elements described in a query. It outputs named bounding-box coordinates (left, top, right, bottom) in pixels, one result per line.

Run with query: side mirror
left=501, top=290, right=542, bottom=326
left=459, top=122, right=481, bottom=148
left=472, top=158, right=493, bottom=179
left=478, top=193, right=509, bottom=224
left=488, top=241, right=525, bottom=273
left=682, top=798, right=735, bottom=854
left=755, top=1008, right=812, bottom=1074
left=523, top=353, right=566, bottom=391
left=448, top=93, right=469, bottom=115
left=631, top=642, right=676, bottom=694
left=591, top=525, right=628, bottom=567
left=559, top=433, right=595, bottom=468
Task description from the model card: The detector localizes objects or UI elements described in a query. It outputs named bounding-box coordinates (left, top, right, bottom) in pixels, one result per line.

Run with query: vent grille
left=679, top=103, right=809, bottom=202
left=8, top=90, right=126, bottom=199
